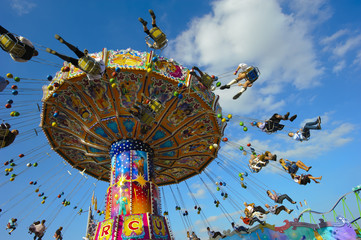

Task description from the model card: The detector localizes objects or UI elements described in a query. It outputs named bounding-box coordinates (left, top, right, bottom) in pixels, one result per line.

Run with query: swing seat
left=78, top=56, right=102, bottom=75
left=265, top=121, right=284, bottom=133
left=146, top=27, right=168, bottom=50
left=0, top=129, right=10, bottom=138
left=149, top=27, right=166, bottom=42
left=140, top=111, right=154, bottom=125
left=0, top=34, right=26, bottom=57
left=135, top=104, right=156, bottom=125
left=148, top=99, right=163, bottom=113
left=246, top=67, right=260, bottom=82
left=200, top=73, right=214, bottom=88
left=249, top=165, right=260, bottom=173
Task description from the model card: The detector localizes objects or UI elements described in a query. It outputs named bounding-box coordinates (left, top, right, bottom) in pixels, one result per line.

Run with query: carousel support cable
left=214, top=160, right=269, bottom=204
left=184, top=181, right=201, bottom=208
left=201, top=171, right=236, bottom=223
left=161, top=187, right=169, bottom=213
left=62, top=182, right=95, bottom=235
left=184, top=181, right=209, bottom=229
left=169, top=185, right=189, bottom=231
left=63, top=184, right=99, bottom=234
left=35, top=173, right=78, bottom=220
left=1, top=187, right=35, bottom=216
left=17, top=170, right=64, bottom=219
left=77, top=181, right=98, bottom=210
left=176, top=184, right=194, bottom=230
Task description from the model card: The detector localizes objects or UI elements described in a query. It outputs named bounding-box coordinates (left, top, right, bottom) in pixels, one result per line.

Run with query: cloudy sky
left=0, top=0, right=361, bottom=239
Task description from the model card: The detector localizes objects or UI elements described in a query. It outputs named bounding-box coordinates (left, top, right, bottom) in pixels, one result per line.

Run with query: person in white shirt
left=265, top=204, right=293, bottom=215
left=187, top=231, right=191, bottom=240
left=248, top=151, right=277, bottom=173
left=33, top=219, right=46, bottom=240
left=266, top=190, right=296, bottom=204
left=0, top=25, right=38, bottom=62
left=220, top=63, right=260, bottom=99
left=244, top=202, right=269, bottom=218
left=288, top=117, right=321, bottom=142
left=248, top=154, right=268, bottom=173
left=207, top=227, right=226, bottom=239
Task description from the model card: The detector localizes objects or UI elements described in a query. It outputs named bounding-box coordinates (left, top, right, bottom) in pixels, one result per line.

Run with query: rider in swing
left=0, top=25, right=38, bottom=62
left=46, top=35, right=105, bottom=79
left=138, top=10, right=168, bottom=50
left=220, top=63, right=260, bottom=99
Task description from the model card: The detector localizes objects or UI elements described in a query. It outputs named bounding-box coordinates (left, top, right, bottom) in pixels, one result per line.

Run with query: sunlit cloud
left=321, top=29, right=361, bottom=72
left=10, top=0, right=36, bottom=16
left=188, top=183, right=207, bottom=199
left=167, top=0, right=324, bottom=114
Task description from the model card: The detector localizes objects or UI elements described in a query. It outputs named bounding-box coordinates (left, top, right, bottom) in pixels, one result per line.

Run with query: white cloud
left=258, top=83, right=284, bottom=95
left=220, top=112, right=354, bottom=161
left=321, top=30, right=361, bottom=72
left=321, top=29, right=348, bottom=45
left=276, top=122, right=355, bottom=159
left=194, top=210, right=242, bottom=228
left=287, top=0, right=331, bottom=26
left=214, top=87, right=286, bottom=115
left=333, top=60, right=346, bottom=73
left=298, top=112, right=329, bottom=128
left=353, top=51, right=361, bottom=68
left=10, top=0, right=36, bottom=16
left=332, top=34, right=361, bottom=57
left=167, top=0, right=323, bottom=114
left=188, top=183, right=207, bottom=199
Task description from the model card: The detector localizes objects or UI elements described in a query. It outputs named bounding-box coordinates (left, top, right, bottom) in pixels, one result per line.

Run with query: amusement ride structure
left=1, top=8, right=361, bottom=240
left=41, top=48, right=224, bottom=239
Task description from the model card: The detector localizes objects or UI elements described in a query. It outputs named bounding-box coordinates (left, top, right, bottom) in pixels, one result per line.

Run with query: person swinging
left=0, top=25, right=38, bottom=62
left=220, top=63, right=260, bottom=99
left=138, top=10, right=168, bottom=50
left=252, top=112, right=297, bottom=134
left=279, top=158, right=312, bottom=174
left=288, top=117, right=321, bottom=142
left=46, top=34, right=105, bottom=79
left=0, top=123, right=19, bottom=149
left=190, top=66, right=216, bottom=89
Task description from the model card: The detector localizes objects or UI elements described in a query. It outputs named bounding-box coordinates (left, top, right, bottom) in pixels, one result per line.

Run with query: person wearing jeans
left=266, top=190, right=296, bottom=204
left=207, top=227, right=226, bottom=239
left=288, top=117, right=321, bottom=141
left=265, top=204, right=293, bottom=215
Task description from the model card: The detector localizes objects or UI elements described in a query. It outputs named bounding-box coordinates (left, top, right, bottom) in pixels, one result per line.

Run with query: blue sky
left=1, top=0, right=361, bottom=239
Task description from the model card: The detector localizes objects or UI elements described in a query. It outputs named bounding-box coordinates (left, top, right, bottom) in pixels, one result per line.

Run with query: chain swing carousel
left=40, top=45, right=225, bottom=239
left=0, top=18, right=360, bottom=239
